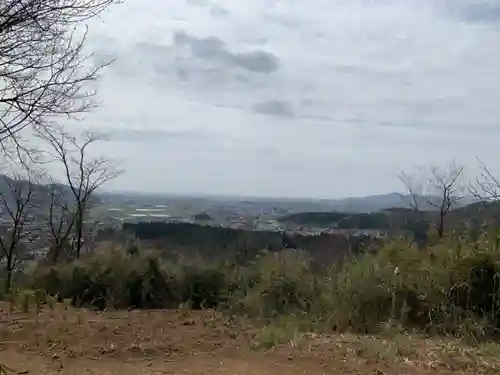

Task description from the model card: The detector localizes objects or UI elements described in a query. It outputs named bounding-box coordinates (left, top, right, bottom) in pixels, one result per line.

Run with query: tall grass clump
left=329, top=232, right=500, bottom=340
left=177, top=260, right=233, bottom=309
left=28, top=231, right=500, bottom=342
left=32, top=246, right=239, bottom=311
left=32, top=248, right=181, bottom=309
left=236, top=250, right=327, bottom=324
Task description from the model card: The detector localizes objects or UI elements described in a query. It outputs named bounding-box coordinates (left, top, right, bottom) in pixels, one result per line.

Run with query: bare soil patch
left=0, top=303, right=496, bottom=374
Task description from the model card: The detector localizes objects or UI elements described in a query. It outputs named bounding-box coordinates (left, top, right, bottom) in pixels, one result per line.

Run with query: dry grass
left=0, top=302, right=497, bottom=374
left=30, top=237, right=500, bottom=341
left=8, top=234, right=500, bottom=373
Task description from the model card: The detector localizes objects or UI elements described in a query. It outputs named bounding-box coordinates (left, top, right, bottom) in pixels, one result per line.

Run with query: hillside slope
left=278, top=201, right=500, bottom=232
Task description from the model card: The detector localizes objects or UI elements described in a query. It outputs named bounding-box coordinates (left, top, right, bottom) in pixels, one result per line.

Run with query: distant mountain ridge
left=0, top=173, right=69, bottom=193
left=317, top=192, right=475, bottom=213
left=0, top=174, right=105, bottom=207
left=0, top=174, right=75, bottom=210
left=278, top=196, right=497, bottom=233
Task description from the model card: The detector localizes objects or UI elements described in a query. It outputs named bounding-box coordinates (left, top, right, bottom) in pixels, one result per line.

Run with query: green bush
left=33, top=249, right=182, bottom=309
left=179, top=263, right=230, bottom=309
left=328, top=233, right=500, bottom=339
left=238, top=250, right=323, bottom=318
left=28, top=231, right=500, bottom=342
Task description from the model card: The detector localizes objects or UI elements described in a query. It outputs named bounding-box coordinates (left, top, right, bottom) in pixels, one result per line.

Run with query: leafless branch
left=0, top=0, right=120, bottom=149
left=467, top=158, right=500, bottom=225
left=0, top=167, right=36, bottom=292
left=37, top=125, right=122, bottom=260
left=471, top=158, right=500, bottom=202
left=426, top=164, right=464, bottom=210
left=398, top=170, right=422, bottom=211
left=399, top=162, right=465, bottom=238
left=43, top=176, right=76, bottom=263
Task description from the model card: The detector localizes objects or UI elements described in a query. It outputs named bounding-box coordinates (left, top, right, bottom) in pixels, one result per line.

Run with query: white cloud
left=76, top=0, right=500, bottom=197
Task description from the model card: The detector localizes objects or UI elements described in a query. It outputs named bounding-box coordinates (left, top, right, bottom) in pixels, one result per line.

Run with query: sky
left=73, top=0, right=500, bottom=198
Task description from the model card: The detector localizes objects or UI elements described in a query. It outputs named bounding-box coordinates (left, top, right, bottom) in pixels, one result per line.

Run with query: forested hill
left=314, top=192, right=471, bottom=213
left=277, top=211, right=391, bottom=229
left=121, top=221, right=382, bottom=265
left=277, top=201, right=500, bottom=232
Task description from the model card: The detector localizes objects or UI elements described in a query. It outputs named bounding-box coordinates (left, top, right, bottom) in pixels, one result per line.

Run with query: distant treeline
left=119, top=222, right=382, bottom=266
left=277, top=211, right=392, bottom=229
left=276, top=204, right=500, bottom=244
left=276, top=209, right=431, bottom=231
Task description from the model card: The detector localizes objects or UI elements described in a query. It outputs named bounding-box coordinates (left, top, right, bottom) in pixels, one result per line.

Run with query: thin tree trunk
left=75, top=214, right=83, bottom=259
left=5, top=254, right=13, bottom=294
left=438, top=213, right=445, bottom=238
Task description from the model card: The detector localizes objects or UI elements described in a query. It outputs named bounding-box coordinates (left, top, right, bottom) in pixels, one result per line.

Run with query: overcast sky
left=77, top=0, right=500, bottom=198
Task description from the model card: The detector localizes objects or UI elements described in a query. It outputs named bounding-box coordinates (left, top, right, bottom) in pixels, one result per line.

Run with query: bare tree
left=44, top=178, right=77, bottom=263
left=397, top=169, right=429, bottom=245
left=468, top=158, right=500, bottom=226
left=398, top=170, right=423, bottom=212
left=0, top=0, right=120, bottom=147
left=0, top=170, right=35, bottom=293
left=426, top=164, right=465, bottom=238
left=399, top=163, right=465, bottom=238
left=472, top=158, right=500, bottom=202
left=38, top=125, right=121, bottom=259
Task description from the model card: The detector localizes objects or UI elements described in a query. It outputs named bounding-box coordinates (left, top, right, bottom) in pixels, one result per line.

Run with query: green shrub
left=27, top=231, right=500, bottom=342
left=328, top=234, right=500, bottom=339
left=238, top=250, right=322, bottom=318
left=33, top=249, right=182, bottom=309
left=178, top=263, right=230, bottom=309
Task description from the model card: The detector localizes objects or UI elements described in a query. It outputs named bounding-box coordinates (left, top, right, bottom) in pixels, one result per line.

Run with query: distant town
left=0, top=186, right=482, bottom=264
left=94, top=191, right=423, bottom=236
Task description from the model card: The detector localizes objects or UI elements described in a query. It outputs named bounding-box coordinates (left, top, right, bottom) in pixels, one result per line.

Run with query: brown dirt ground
left=0, top=303, right=495, bottom=375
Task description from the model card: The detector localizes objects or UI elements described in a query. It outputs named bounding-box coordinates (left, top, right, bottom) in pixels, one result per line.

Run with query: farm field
left=0, top=303, right=497, bottom=375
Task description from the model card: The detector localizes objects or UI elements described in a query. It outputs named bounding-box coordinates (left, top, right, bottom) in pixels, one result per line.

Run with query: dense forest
left=120, top=222, right=381, bottom=266
left=115, top=201, right=500, bottom=266
left=278, top=203, right=500, bottom=233
left=277, top=211, right=393, bottom=229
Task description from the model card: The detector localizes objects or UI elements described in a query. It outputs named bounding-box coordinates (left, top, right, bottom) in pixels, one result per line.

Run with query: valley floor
left=0, top=304, right=496, bottom=375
